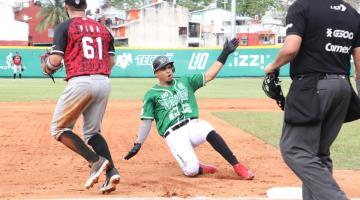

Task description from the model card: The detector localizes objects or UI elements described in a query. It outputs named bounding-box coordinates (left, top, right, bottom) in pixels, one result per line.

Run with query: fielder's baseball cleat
left=233, top=163, right=254, bottom=180
left=84, top=156, right=110, bottom=189
left=199, top=163, right=218, bottom=174
left=100, top=168, right=120, bottom=194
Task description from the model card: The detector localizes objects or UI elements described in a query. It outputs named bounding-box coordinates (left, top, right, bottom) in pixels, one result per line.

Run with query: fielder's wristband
left=45, top=57, right=59, bottom=71
left=217, top=51, right=229, bottom=65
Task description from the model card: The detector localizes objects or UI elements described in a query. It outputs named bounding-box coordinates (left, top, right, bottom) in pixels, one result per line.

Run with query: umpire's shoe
left=100, top=168, right=121, bottom=194
left=85, top=156, right=110, bottom=189
left=233, top=163, right=254, bottom=180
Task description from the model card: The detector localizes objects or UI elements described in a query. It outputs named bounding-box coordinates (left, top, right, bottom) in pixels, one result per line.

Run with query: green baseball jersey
left=140, top=73, right=205, bottom=136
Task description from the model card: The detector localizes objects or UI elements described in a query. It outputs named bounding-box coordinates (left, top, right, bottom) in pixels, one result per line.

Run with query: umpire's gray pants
left=280, top=77, right=351, bottom=200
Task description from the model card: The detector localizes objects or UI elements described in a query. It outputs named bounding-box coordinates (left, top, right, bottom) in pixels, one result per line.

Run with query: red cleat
left=233, top=163, right=254, bottom=180
left=199, top=163, right=218, bottom=174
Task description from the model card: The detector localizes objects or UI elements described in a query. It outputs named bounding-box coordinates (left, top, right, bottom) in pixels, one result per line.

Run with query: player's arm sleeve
left=140, top=93, right=155, bottom=120
left=108, top=32, right=115, bottom=55
left=188, top=73, right=206, bottom=91
left=352, top=14, right=360, bottom=83
left=285, top=1, right=307, bottom=37
left=353, top=15, right=360, bottom=49
left=51, top=20, right=71, bottom=55
left=135, top=119, right=152, bottom=144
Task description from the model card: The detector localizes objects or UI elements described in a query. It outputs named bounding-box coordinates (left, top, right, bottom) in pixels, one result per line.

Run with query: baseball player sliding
left=124, top=38, right=254, bottom=180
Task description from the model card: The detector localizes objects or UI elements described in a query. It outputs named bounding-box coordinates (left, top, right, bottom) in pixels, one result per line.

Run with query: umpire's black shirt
left=286, top=0, right=360, bottom=78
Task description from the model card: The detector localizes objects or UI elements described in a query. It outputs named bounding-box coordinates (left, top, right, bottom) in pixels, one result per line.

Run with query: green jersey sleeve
left=187, top=73, right=205, bottom=91
left=140, top=92, right=154, bottom=120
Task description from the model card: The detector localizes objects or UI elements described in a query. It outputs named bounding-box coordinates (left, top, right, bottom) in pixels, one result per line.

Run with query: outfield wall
left=0, top=46, right=355, bottom=78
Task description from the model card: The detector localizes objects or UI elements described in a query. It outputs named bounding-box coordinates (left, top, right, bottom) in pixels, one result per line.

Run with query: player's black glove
left=217, top=38, right=239, bottom=64
left=262, top=70, right=285, bottom=110
left=124, top=143, right=142, bottom=160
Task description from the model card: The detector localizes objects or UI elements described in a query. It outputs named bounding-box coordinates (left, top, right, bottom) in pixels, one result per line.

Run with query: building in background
left=0, top=0, right=316, bottom=47
left=191, top=7, right=284, bottom=47
left=14, top=0, right=53, bottom=46
left=0, top=0, right=29, bottom=46
left=111, top=1, right=190, bottom=47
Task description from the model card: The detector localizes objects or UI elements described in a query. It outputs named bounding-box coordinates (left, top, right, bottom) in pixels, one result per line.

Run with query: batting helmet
left=152, top=56, right=175, bottom=72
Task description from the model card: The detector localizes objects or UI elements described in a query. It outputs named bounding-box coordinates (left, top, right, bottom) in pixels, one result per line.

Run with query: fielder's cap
left=65, top=0, right=87, bottom=9
left=152, top=56, right=174, bottom=72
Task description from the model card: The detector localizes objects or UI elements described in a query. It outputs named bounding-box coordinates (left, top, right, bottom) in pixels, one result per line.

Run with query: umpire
left=264, top=0, right=360, bottom=199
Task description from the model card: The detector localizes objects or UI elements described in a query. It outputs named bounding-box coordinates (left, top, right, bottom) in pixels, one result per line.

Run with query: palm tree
left=36, top=0, right=69, bottom=33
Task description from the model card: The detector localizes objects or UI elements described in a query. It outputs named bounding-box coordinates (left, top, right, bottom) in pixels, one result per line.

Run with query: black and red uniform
left=51, top=17, right=115, bottom=80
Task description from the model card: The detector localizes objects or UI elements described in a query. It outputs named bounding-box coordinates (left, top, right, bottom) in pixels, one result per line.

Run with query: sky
left=87, top=0, right=105, bottom=9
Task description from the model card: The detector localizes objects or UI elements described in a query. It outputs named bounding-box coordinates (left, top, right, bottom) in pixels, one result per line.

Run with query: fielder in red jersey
left=43, top=0, right=120, bottom=194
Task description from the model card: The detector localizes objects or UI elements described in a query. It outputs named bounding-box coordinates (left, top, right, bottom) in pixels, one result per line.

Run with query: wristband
left=45, top=57, right=59, bottom=71
left=217, top=51, right=229, bottom=65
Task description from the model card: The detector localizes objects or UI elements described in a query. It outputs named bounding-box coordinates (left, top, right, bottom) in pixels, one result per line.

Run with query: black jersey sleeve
left=354, top=15, right=360, bottom=48
left=51, top=20, right=71, bottom=55
left=286, top=1, right=307, bottom=37
left=108, top=32, right=115, bottom=55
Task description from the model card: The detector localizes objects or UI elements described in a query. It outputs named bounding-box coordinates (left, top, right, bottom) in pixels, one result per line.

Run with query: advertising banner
left=0, top=46, right=354, bottom=78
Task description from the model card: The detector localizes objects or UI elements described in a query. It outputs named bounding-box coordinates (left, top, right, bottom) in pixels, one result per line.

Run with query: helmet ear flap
left=172, top=65, right=175, bottom=73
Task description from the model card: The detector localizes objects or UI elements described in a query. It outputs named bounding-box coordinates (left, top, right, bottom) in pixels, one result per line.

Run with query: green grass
left=0, top=77, right=292, bottom=101
left=213, top=111, right=360, bottom=170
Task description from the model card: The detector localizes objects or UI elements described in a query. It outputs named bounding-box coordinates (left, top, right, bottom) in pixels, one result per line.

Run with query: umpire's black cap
left=152, top=56, right=174, bottom=72
left=65, top=0, right=87, bottom=9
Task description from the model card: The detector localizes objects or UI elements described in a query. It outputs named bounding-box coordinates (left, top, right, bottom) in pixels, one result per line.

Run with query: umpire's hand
left=124, top=143, right=142, bottom=160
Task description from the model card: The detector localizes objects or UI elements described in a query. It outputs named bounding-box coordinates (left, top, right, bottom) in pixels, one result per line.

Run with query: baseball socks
left=59, top=131, right=111, bottom=188
left=59, top=131, right=99, bottom=163
left=206, top=130, right=254, bottom=180
left=88, top=134, right=120, bottom=193
left=88, top=134, right=117, bottom=173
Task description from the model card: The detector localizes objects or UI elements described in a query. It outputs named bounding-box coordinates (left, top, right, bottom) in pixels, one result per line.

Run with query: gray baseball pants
left=51, top=75, right=111, bottom=143
left=280, top=76, right=351, bottom=200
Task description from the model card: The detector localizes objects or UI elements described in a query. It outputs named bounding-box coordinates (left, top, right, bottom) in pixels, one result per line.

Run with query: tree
left=109, top=0, right=215, bottom=11
left=109, top=0, right=146, bottom=9
left=176, top=0, right=213, bottom=11
left=36, top=0, right=69, bottom=33
left=275, top=0, right=295, bottom=25
left=108, top=0, right=283, bottom=18
left=237, top=0, right=281, bottom=18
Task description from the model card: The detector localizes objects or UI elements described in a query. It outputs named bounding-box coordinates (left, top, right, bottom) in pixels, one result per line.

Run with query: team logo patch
left=330, top=4, right=346, bottom=12
left=285, top=23, right=293, bottom=30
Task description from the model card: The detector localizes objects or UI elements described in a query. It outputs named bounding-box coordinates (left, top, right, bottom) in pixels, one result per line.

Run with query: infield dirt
left=0, top=99, right=359, bottom=199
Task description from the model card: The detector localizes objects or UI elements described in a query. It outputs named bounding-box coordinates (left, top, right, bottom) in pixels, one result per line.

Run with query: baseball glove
left=262, top=71, right=285, bottom=110
left=40, top=51, right=56, bottom=83
left=124, top=143, right=142, bottom=160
